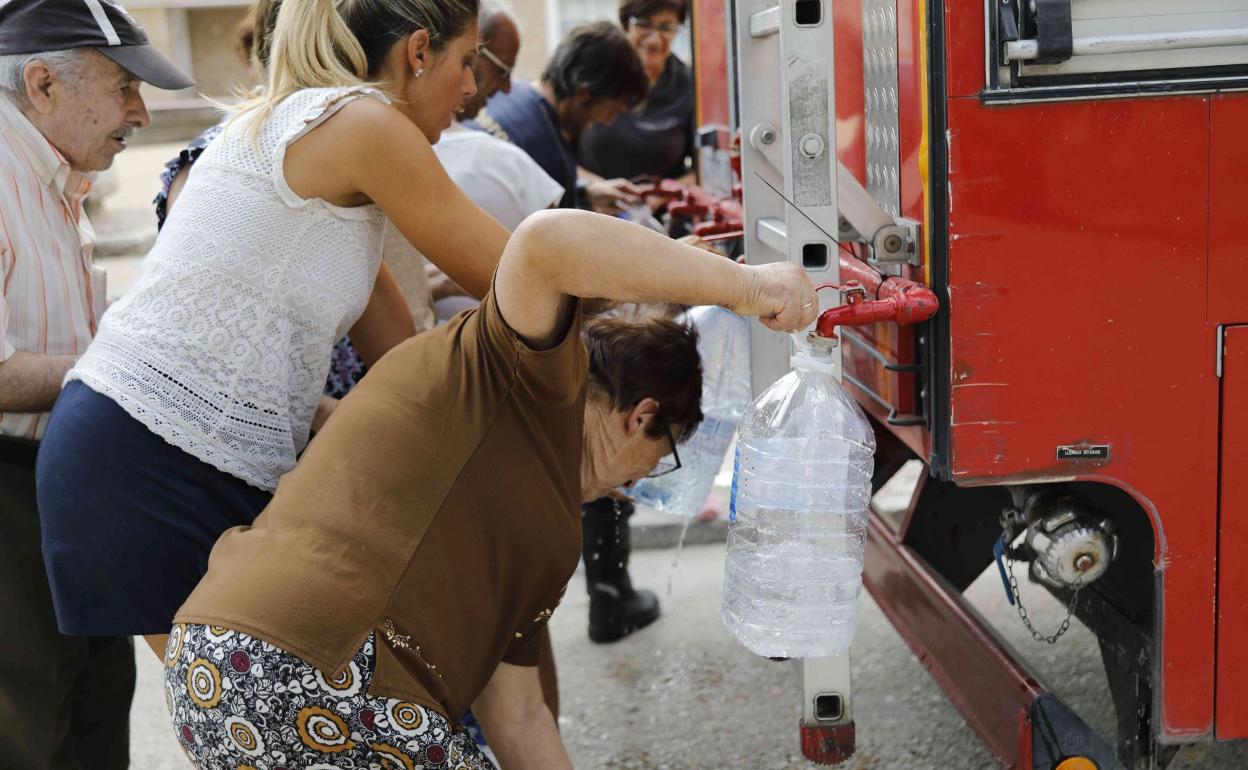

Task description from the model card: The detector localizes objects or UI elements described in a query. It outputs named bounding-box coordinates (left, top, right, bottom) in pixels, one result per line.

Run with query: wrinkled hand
left=732, top=262, right=818, bottom=332
left=586, top=178, right=642, bottom=213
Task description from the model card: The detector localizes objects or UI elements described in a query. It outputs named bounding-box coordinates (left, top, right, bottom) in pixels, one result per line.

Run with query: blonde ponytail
left=234, top=0, right=371, bottom=131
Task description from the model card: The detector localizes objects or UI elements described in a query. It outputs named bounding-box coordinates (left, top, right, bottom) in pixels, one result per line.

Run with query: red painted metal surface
left=1211, top=96, right=1248, bottom=739
left=691, top=0, right=730, bottom=147
left=813, top=276, right=938, bottom=339
left=799, top=721, right=856, bottom=765
left=863, top=500, right=1044, bottom=768
left=832, top=0, right=930, bottom=459
left=896, top=0, right=924, bottom=223
left=1209, top=96, right=1248, bottom=325
left=834, top=0, right=866, bottom=178
left=1216, top=325, right=1248, bottom=739
left=943, top=90, right=1219, bottom=737
left=944, top=0, right=987, bottom=99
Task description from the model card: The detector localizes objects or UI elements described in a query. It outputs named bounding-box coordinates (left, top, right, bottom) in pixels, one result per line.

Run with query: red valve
left=692, top=199, right=743, bottom=238
left=635, top=178, right=685, bottom=201
left=730, top=129, right=743, bottom=183
left=813, top=260, right=940, bottom=339
left=668, top=188, right=711, bottom=218
left=693, top=221, right=743, bottom=238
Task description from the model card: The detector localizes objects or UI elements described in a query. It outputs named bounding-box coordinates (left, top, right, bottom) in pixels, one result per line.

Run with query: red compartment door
left=1218, top=325, right=1248, bottom=739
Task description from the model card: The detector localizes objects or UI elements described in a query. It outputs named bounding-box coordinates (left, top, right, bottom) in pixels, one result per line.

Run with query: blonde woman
left=36, top=0, right=506, bottom=653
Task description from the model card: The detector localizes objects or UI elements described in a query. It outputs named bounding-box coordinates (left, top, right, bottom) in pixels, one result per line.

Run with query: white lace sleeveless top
left=71, top=86, right=389, bottom=491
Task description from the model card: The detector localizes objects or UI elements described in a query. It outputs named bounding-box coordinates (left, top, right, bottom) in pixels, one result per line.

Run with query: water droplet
left=666, top=517, right=695, bottom=596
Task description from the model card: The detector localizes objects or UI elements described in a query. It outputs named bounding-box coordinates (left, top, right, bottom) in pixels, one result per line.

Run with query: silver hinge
left=1217, top=325, right=1226, bottom=379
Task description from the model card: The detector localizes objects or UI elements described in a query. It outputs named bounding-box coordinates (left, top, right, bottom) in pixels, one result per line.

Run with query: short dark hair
left=541, top=21, right=648, bottom=106
left=619, top=0, right=688, bottom=27
left=584, top=315, right=704, bottom=443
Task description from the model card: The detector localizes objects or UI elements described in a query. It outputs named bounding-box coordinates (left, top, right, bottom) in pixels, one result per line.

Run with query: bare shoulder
left=298, top=95, right=418, bottom=155
left=284, top=94, right=430, bottom=206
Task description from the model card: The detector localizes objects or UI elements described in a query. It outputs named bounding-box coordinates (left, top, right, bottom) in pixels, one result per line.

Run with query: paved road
left=130, top=535, right=1248, bottom=769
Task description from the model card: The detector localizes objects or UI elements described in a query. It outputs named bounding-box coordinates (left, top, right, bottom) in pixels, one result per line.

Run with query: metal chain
left=1001, top=535, right=1083, bottom=645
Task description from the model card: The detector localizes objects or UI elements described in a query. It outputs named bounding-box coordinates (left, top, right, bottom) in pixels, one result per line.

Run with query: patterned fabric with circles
left=166, top=624, right=493, bottom=769
left=70, top=86, right=389, bottom=491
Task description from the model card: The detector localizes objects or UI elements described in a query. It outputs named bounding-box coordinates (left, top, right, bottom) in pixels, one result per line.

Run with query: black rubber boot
left=582, top=496, right=660, bottom=643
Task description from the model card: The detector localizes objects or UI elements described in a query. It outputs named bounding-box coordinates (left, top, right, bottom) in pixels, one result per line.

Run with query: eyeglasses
left=645, top=422, right=683, bottom=479
left=628, top=16, right=681, bottom=42
left=477, top=45, right=512, bottom=81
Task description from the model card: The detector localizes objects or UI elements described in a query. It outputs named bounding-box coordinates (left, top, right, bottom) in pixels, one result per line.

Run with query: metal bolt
left=1075, top=553, right=1096, bottom=572
left=760, top=128, right=776, bottom=145
left=883, top=234, right=904, bottom=252
left=799, top=132, right=825, bottom=159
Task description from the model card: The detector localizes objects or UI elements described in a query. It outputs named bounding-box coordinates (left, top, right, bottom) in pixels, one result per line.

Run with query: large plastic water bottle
left=630, top=306, right=751, bottom=517
left=722, top=338, right=876, bottom=658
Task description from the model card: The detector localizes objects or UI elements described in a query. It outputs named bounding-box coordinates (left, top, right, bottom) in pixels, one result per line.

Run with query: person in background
left=578, top=0, right=695, bottom=185
left=428, top=0, right=564, bottom=320
left=468, top=20, right=647, bottom=211
left=0, top=1, right=193, bottom=767
left=36, top=0, right=508, bottom=664
left=153, top=0, right=278, bottom=230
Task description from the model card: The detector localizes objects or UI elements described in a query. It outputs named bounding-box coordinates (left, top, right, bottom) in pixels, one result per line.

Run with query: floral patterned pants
left=165, top=624, right=494, bottom=770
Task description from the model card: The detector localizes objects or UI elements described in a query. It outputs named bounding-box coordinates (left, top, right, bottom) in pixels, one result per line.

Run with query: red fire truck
left=671, top=1, right=1248, bottom=767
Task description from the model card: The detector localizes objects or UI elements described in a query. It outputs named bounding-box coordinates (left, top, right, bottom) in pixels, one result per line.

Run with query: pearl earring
left=415, top=68, right=425, bottom=78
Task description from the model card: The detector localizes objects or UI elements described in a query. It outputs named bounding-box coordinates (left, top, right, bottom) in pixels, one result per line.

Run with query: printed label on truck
left=1056, top=444, right=1111, bottom=461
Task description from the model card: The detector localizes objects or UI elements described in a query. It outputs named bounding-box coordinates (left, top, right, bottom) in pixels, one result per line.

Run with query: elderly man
left=427, top=0, right=564, bottom=319
left=468, top=21, right=649, bottom=212
left=0, top=1, right=192, bottom=767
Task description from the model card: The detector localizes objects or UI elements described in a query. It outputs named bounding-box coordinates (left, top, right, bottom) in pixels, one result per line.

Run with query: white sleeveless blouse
left=71, top=86, right=389, bottom=491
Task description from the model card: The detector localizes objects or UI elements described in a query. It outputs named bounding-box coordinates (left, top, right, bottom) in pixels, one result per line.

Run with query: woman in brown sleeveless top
left=166, top=209, right=816, bottom=769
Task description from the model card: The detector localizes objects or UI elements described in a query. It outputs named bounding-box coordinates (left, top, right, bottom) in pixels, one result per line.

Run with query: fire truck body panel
left=861, top=0, right=1242, bottom=742
left=693, top=0, right=1248, bottom=762
left=944, top=86, right=1223, bottom=736
left=1211, top=96, right=1248, bottom=324
left=1219, top=325, right=1248, bottom=739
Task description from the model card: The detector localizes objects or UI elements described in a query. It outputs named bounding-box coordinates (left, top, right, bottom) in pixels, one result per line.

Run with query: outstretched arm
left=496, top=209, right=818, bottom=349
left=473, top=661, right=572, bottom=770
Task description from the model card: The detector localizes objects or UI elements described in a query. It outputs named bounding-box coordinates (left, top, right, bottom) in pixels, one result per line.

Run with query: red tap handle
left=814, top=281, right=867, bottom=303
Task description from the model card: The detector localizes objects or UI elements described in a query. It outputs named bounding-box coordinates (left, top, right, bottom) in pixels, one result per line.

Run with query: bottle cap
left=790, top=332, right=838, bottom=374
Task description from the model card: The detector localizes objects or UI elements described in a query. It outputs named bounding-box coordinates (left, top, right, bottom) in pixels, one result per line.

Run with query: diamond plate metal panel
left=864, top=0, right=901, bottom=219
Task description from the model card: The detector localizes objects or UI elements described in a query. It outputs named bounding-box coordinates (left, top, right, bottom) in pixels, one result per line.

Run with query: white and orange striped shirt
left=0, top=97, right=104, bottom=440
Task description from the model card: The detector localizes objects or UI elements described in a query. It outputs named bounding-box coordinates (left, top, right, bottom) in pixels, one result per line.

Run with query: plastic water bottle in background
left=722, top=337, right=876, bottom=658
left=630, top=306, right=751, bottom=517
